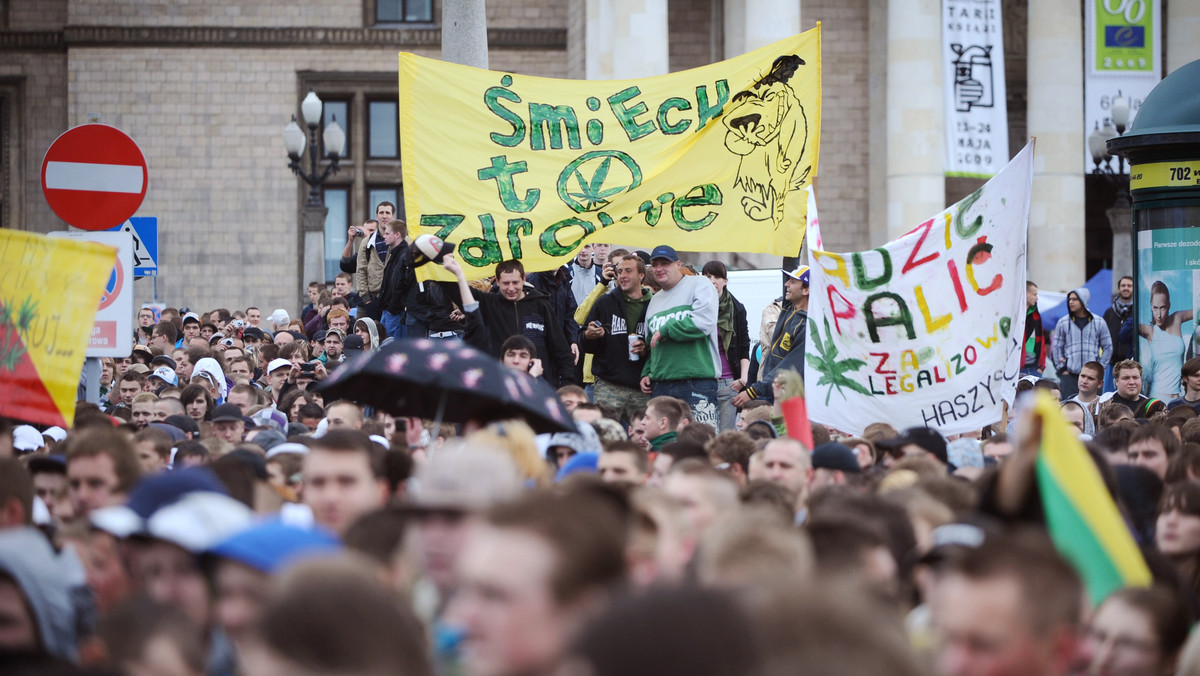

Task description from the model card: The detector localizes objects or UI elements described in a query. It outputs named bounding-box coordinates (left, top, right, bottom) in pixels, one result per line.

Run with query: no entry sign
left=41, top=124, right=148, bottom=230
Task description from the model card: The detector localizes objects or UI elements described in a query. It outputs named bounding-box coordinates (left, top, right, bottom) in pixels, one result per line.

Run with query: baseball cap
left=268, top=309, right=290, bottom=327
left=324, top=328, right=345, bottom=342
left=207, top=520, right=341, bottom=574
left=241, top=327, right=266, bottom=341
left=13, top=425, right=44, bottom=453
left=876, top=426, right=949, bottom=465
left=149, top=365, right=179, bottom=386
left=149, top=355, right=177, bottom=370
left=210, top=403, right=245, bottom=424
left=268, top=358, right=292, bottom=373
left=182, top=312, right=201, bottom=325
left=127, top=363, right=151, bottom=375
left=784, top=264, right=810, bottom=285
left=343, top=335, right=365, bottom=356
left=163, top=414, right=200, bottom=437
left=811, top=442, right=861, bottom=474
left=41, top=427, right=68, bottom=443
left=649, top=245, right=679, bottom=262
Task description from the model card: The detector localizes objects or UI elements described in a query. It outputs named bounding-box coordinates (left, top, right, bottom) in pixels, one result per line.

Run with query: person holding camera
left=340, top=218, right=377, bottom=275
left=356, top=202, right=396, bottom=320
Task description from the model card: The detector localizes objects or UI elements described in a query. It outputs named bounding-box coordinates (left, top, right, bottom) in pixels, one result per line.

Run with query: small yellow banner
left=0, top=230, right=116, bottom=427
left=1129, top=160, right=1200, bottom=191
left=399, top=27, right=822, bottom=279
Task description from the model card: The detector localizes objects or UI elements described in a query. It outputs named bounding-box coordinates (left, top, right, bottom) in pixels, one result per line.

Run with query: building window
left=298, top=73, right=404, bottom=283
left=368, top=101, right=398, bottom=158
left=376, top=0, right=433, bottom=23
left=323, top=188, right=350, bottom=282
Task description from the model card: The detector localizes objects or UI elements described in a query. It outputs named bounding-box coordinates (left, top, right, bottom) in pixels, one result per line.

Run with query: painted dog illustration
left=723, top=55, right=810, bottom=229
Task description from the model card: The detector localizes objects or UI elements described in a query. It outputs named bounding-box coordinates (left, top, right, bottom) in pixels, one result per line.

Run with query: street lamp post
left=284, top=90, right=346, bottom=294
left=1088, top=91, right=1132, bottom=285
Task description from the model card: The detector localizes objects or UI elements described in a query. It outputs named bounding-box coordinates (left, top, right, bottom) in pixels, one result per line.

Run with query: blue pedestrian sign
left=108, top=217, right=157, bottom=277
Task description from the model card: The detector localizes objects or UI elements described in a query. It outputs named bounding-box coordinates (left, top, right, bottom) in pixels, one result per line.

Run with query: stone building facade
left=2, top=0, right=1199, bottom=315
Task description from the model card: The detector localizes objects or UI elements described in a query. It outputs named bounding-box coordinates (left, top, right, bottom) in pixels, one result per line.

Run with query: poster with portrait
left=1135, top=228, right=1199, bottom=399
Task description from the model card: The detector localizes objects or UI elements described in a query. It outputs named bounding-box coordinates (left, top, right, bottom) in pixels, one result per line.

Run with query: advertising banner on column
left=1083, top=0, right=1161, bottom=173
left=942, top=0, right=1009, bottom=178
left=1136, top=226, right=1200, bottom=400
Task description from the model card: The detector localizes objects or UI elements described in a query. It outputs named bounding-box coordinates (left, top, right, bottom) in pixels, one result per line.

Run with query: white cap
left=268, top=358, right=292, bottom=373
left=41, top=427, right=68, bottom=443
left=13, top=425, right=44, bottom=452
left=268, top=309, right=290, bottom=328
left=266, top=442, right=310, bottom=459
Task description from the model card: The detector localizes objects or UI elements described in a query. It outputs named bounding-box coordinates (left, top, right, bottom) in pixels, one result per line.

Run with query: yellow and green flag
left=399, top=27, right=821, bottom=280
left=0, top=230, right=116, bottom=428
left=1033, top=391, right=1152, bottom=604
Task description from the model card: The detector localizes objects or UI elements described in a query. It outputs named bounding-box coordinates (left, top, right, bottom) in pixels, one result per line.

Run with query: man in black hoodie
left=443, top=259, right=575, bottom=387
left=582, top=254, right=652, bottom=423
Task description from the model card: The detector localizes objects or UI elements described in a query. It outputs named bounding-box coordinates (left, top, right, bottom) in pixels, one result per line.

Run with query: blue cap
left=649, top=245, right=679, bottom=262
left=555, top=452, right=599, bottom=482
left=207, top=520, right=341, bottom=573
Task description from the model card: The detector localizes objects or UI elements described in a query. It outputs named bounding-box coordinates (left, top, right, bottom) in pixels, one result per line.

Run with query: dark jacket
left=527, top=268, right=580, bottom=345
left=1104, top=299, right=1134, bottom=364
left=745, top=301, right=807, bottom=402
left=378, top=241, right=414, bottom=316
left=582, top=289, right=651, bottom=389
left=443, top=282, right=576, bottom=387
left=719, top=291, right=751, bottom=380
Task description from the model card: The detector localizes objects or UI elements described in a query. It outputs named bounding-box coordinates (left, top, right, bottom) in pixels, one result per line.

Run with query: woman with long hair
left=1085, top=585, right=1191, bottom=676
left=1139, top=281, right=1192, bottom=399
left=1155, top=481, right=1200, bottom=603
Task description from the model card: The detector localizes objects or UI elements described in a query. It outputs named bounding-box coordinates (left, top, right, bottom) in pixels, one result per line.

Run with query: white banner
left=1083, top=0, right=1161, bottom=173
left=804, top=142, right=1034, bottom=436
left=942, top=0, right=1010, bottom=178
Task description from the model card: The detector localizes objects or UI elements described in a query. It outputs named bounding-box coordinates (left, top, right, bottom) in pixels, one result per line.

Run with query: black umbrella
left=316, top=338, right=575, bottom=434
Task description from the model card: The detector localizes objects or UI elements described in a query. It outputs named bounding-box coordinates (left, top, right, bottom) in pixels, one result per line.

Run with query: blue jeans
left=381, top=311, right=405, bottom=341
left=652, top=378, right=719, bottom=429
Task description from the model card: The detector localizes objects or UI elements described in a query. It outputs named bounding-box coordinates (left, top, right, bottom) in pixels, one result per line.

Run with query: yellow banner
left=0, top=230, right=116, bottom=427
left=1129, top=160, right=1200, bottom=191
left=399, top=27, right=822, bottom=280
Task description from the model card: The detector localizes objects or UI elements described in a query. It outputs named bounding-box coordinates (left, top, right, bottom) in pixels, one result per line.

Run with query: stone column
left=1167, top=0, right=1200, bottom=74
left=586, top=0, right=669, bottom=79
left=725, top=0, right=800, bottom=58
left=1026, top=0, right=1085, bottom=292
left=886, top=0, right=944, bottom=240
left=442, top=0, right=490, bottom=69
left=1108, top=205, right=1132, bottom=287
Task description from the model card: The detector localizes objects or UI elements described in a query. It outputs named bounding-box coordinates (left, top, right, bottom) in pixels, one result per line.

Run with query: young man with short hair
left=1068, top=361, right=1105, bottom=420
left=130, top=392, right=158, bottom=430
left=1167, top=357, right=1200, bottom=414
left=303, top=430, right=388, bottom=534
left=450, top=491, right=626, bottom=676
left=582, top=254, right=653, bottom=424
left=332, top=273, right=362, bottom=309
left=1127, top=424, right=1177, bottom=480
left=639, top=245, right=721, bottom=428
left=641, top=396, right=686, bottom=450
left=66, top=427, right=141, bottom=520
left=501, top=335, right=543, bottom=377
left=597, top=441, right=649, bottom=486
left=326, top=401, right=364, bottom=430
left=446, top=258, right=576, bottom=387
left=931, top=530, right=1083, bottom=676
left=1022, top=281, right=1047, bottom=377
left=357, top=203, right=395, bottom=320
left=132, top=427, right=172, bottom=475
left=1103, top=359, right=1157, bottom=419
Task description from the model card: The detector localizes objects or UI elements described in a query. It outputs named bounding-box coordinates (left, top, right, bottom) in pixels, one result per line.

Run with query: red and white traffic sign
left=41, top=124, right=148, bottom=231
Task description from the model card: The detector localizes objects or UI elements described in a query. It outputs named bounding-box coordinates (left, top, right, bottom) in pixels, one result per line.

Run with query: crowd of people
left=3, top=208, right=1200, bottom=676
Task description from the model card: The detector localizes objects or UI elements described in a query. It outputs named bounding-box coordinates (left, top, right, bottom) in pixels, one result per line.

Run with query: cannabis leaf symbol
left=0, top=296, right=37, bottom=373
left=567, top=156, right=628, bottom=211
left=806, top=316, right=871, bottom=406
left=556, top=150, right=644, bottom=213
